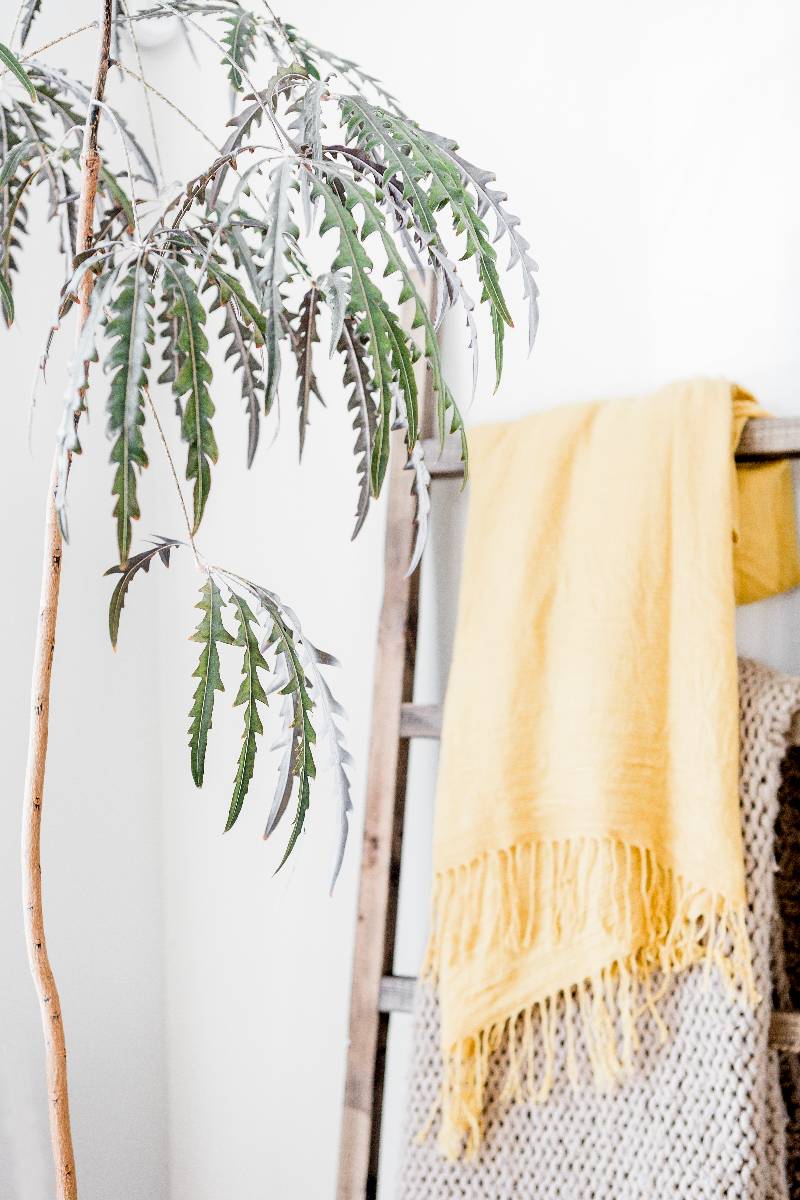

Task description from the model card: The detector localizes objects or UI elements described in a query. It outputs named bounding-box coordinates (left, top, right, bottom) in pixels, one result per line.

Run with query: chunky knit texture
left=397, top=659, right=800, bottom=1199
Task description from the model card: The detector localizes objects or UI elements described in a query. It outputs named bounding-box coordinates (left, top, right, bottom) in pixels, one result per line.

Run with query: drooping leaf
left=160, top=260, right=217, bottom=532
left=299, top=636, right=351, bottom=893
left=19, top=0, right=42, bottom=47
left=0, top=270, right=13, bottom=324
left=338, top=316, right=376, bottom=539
left=426, top=131, right=540, bottom=352
left=0, top=138, right=34, bottom=190
left=104, top=537, right=181, bottom=648
left=0, top=105, right=31, bottom=299
left=317, top=268, right=349, bottom=356
left=220, top=7, right=258, bottom=92
left=292, top=282, right=323, bottom=457
left=226, top=588, right=270, bottom=831
left=56, top=262, right=122, bottom=535
left=341, top=107, right=513, bottom=384
left=394, top=386, right=431, bottom=576
left=0, top=43, right=37, bottom=100
left=313, top=163, right=467, bottom=478
left=340, top=96, right=442, bottom=248
left=289, top=77, right=326, bottom=229
left=257, top=592, right=316, bottom=870
left=220, top=302, right=263, bottom=466
left=311, top=171, right=395, bottom=494
left=202, top=256, right=267, bottom=340
left=188, top=575, right=235, bottom=787
left=258, top=158, right=299, bottom=414
left=106, top=258, right=154, bottom=566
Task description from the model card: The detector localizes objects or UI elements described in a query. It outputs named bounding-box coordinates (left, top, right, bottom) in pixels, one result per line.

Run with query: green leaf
left=311, top=172, right=395, bottom=494
left=0, top=138, right=34, bottom=190
left=160, top=261, right=217, bottom=533
left=106, top=259, right=154, bottom=566
left=338, top=316, right=376, bottom=539
left=56, top=263, right=121, bottom=534
left=257, top=594, right=316, bottom=870
left=340, top=96, right=440, bottom=244
left=226, top=589, right=270, bottom=831
left=0, top=270, right=13, bottom=324
left=188, top=576, right=235, bottom=788
left=0, top=44, right=37, bottom=101
left=220, top=302, right=263, bottom=467
left=292, top=283, right=323, bottom=457
left=313, top=163, right=468, bottom=481
left=104, top=538, right=180, bottom=648
left=220, top=8, right=258, bottom=92
left=341, top=106, right=513, bottom=387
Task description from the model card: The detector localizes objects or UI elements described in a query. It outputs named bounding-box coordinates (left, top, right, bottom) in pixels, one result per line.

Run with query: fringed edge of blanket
left=423, top=836, right=756, bottom=1159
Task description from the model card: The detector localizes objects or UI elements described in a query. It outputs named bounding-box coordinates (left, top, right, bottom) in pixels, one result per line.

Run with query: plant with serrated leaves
left=2, top=3, right=537, bottom=1194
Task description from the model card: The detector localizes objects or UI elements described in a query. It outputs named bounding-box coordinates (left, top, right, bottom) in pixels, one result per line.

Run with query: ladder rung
left=423, top=418, right=800, bottom=477
left=399, top=703, right=443, bottom=739
left=378, top=974, right=416, bottom=1014
left=378, top=973, right=800, bottom=1052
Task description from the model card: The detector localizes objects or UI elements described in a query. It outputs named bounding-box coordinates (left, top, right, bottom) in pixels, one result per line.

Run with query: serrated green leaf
left=104, top=538, right=180, bottom=648
left=160, top=261, right=217, bottom=533
left=226, top=589, right=270, bottom=831
left=220, top=302, right=263, bottom=467
left=257, top=595, right=316, bottom=871
left=258, top=159, right=299, bottom=414
left=220, top=9, right=258, bottom=92
left=188, top=576, right=234, bottom=788
left=311, top=173, right=395, bottom=494
left=312, top=163, right=468, bottom=481
left=0, top=138, right=34, bottom=190
left=338, top=316, right=376, bottom=539
left=106, top=259, right=154, bottom=566
left=292, top=283, right=323, bottom=457
left=0, top=44, right=37, bottom=101
left=0, top=270, right=13, bottom=324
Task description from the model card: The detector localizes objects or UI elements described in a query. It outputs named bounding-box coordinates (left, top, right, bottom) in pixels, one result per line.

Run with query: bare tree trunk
left=21, top=5, right=113, bottom=1197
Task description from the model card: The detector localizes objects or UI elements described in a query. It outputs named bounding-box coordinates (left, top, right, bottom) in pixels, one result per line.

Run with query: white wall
left=5, top=1, right=800, bottom=1198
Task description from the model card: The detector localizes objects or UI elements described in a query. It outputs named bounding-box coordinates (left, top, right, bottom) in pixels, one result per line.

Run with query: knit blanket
left=398, top=659, right=800, bottom=1199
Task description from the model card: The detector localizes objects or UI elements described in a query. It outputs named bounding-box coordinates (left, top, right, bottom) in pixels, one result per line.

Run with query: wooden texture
left=337, top=276, right=435, bottom=1199
left=424, top=417, right=800, bottom=479
left=339, top=314, right=800, bottom=1196
left=20, top=6, right=113, bottom=1197
left=399, top=702, right=442, bottom=740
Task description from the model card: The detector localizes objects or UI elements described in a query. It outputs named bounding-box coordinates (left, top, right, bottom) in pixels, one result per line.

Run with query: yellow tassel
left=427, top=834, right=755, bottom=1159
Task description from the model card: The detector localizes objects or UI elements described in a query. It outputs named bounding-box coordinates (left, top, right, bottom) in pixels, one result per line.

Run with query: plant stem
left=21, top=4, right=113, bottom=1198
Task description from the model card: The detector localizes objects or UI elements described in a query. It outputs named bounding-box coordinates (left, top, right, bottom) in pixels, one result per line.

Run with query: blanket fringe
left=424, top=837, right=755, bottom=1158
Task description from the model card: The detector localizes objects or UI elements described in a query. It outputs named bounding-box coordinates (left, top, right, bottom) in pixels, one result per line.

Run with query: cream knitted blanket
left=398, top=659, right=800, bottom=1199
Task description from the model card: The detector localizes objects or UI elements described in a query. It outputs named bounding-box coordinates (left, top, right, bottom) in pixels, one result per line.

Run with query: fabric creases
left=426, top=379, right=800, bottom=1157
left=399, top=659, right=800, bottom=1199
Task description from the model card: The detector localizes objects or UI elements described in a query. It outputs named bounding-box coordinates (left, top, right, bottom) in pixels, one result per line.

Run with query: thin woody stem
left=21, top=4, right=114, bottom=1199
left=143, top=386, right=200, bottom=563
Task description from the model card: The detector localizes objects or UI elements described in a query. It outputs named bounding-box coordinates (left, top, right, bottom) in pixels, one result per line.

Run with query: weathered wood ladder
left=335, top=323, right=800, bottom=1198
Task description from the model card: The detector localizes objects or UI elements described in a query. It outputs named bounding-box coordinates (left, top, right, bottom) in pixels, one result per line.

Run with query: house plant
left=1, top=1, right=538, bottom=1193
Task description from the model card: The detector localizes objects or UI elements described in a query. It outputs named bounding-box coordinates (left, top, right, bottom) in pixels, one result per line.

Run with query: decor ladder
left=335, top=315, right=800, bottom=1198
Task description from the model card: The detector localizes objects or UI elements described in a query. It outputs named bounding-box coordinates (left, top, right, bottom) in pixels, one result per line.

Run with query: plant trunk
left=21, top=5, right=113, bottom=1197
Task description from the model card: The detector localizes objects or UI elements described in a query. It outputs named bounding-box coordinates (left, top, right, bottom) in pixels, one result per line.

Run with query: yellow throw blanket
left=427, top=378, right=800, bottom=1158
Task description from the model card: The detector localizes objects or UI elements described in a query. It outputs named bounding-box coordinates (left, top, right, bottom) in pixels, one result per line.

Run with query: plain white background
left=4, top=1, right=800, bottom=1197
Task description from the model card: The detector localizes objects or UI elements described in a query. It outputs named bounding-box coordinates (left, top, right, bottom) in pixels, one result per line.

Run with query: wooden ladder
left=335, top=365, right=800, bottom=1198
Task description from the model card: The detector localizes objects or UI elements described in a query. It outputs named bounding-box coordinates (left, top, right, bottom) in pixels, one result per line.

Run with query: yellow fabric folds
left=427, top=378, right=800, bottom=1158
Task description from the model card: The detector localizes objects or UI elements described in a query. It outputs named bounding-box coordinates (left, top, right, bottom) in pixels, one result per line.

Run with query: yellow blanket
left=427, top=379, right=800, bottom=1157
